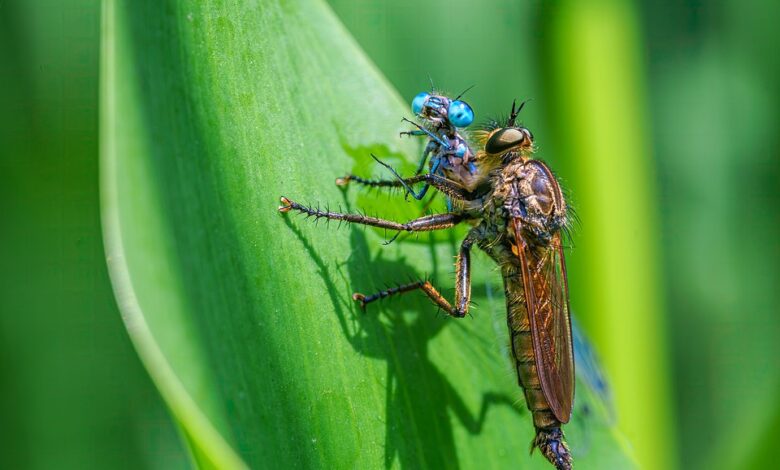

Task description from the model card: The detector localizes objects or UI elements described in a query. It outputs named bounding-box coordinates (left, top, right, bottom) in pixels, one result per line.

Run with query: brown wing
left=512, top=218, right=575, bottom=423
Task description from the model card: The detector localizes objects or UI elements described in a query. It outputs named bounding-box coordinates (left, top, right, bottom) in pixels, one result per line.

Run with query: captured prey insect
left=336, top=90, right=479, bottom=203
left=279, top=101, right=575, bottom=470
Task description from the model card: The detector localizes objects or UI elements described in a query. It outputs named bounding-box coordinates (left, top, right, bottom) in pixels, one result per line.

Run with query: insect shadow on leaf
left=281, top=157, right=521, bottom=469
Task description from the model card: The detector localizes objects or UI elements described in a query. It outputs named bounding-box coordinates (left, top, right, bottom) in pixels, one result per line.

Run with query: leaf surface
left=102, top=0, right=634, bottom=467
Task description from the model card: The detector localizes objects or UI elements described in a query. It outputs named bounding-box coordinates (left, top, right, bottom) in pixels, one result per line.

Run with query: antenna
left=508, top=98, right=531, bottom=126
left=454, top=84, right=475, bottom=101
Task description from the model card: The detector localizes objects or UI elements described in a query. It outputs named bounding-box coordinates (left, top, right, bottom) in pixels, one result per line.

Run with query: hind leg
left=353, top=236, right=475, bottom=318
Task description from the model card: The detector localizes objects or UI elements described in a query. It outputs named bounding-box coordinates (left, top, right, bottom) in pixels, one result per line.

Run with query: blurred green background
left=1, top=0, right=777, bottom=469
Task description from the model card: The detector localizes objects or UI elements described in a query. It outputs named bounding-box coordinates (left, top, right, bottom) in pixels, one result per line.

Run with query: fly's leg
left=370, top=154, right=473, bottom=202
left=278, top=196, right=463, bottom=235
left=335, top=174, right=411, bottom=189
left=353, top=236, right=475, bottom=318
left=334, top=151, right=430, bottom=190
left=335, top=172, right=434, bottom=200
left=335, top=128, right=441, bottom=192
left=337, top=156, right=476, bottom=203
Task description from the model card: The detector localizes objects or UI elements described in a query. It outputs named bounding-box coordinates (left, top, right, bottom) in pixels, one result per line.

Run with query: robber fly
left=336, top=90, right=479, bottom=202
left=279, top=101, right=575, bottom=470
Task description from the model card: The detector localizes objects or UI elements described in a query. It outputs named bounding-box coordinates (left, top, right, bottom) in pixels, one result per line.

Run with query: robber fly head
left=483, top=99, right=534, bottom=158
left=411, top=91, right=474, bottom=129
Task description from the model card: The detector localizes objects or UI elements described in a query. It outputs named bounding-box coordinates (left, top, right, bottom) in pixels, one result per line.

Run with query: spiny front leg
left=353, top=235, right=475, bottom=318
left=333, top=147, right=433, bottom=193
left=278, top=197, right=463, bottom=233
left=335, top=173, right=416, bottom=189
left=336, top=156, right=475, bottom=202
left=371, top=154, right=475, bottom=202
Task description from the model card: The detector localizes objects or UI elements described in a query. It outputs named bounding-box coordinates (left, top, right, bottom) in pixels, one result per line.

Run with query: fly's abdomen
left=511, top=328, right=560, bottom=430
left=505, top=278, right=560, bottom=431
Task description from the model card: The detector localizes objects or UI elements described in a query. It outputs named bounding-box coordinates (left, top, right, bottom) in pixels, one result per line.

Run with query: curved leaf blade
left=102, top=0, right=634, bottom=467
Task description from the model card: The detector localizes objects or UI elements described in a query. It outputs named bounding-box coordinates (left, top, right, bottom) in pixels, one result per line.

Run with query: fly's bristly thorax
left=489, top=158, right=568, bottom=244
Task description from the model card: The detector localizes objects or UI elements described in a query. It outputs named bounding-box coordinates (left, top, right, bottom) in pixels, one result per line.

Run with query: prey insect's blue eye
left=412, top=92, right=430, bottom=115
left=448, top=100, right=474, bottom=127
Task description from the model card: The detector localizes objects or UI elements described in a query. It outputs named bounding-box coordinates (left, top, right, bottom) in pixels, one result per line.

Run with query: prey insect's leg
left=399, top=129, right=428, bottom=138
left=418, top=191, right=439, bottom=216
left=279, top=196, right=463, bottom=233
left=394, top=158, right=439, bottom=201
left=414, top=142, right=435, bottom=175
left=401, top=118, right=450, bottom=149
left=354, top=236, right=475, bottom=318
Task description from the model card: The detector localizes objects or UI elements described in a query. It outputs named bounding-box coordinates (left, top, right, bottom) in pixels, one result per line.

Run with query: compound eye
left=447, top=100, right=474, bottom=127
left=485, top=128, right=525, bottom=155
left=412, top=92, right=430, bottom=115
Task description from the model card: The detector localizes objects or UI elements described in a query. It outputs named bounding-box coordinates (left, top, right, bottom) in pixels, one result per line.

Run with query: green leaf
left=101, top=0, right=635, bottom=468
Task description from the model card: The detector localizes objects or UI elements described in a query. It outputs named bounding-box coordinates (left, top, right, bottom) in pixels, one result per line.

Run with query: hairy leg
left=278, top=196, right=463, bottom=234
left=353, top=236, right=475, bottom=318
